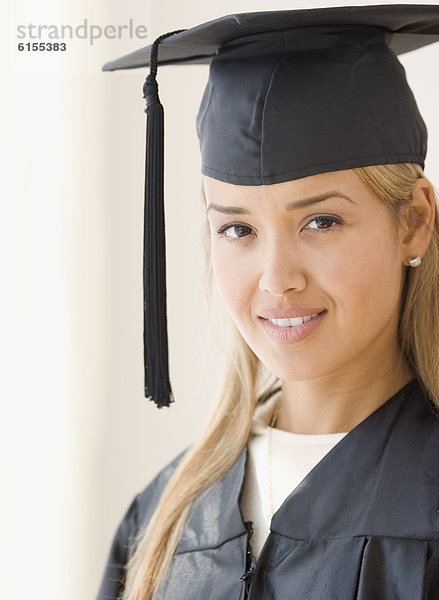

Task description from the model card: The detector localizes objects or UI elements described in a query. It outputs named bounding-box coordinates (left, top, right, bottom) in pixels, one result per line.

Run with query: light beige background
left=1, top=2, right=438, bottom=599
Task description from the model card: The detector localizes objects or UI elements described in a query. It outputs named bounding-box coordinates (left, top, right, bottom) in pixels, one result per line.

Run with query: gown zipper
left=240, top=521, right=257, bottom=599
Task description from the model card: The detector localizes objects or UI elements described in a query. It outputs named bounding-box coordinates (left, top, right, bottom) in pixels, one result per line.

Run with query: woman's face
left=204, top=169, right=408, bottom=383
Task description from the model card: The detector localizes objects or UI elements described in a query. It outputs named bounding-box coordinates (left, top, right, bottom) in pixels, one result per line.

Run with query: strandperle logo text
left=17, top=18, right=148, bottom=46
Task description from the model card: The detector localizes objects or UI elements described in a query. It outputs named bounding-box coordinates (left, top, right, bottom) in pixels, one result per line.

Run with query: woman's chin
left=252, top=348, right=335, bottom=382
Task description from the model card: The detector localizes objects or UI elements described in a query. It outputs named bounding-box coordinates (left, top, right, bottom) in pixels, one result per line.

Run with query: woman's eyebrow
left=286, top=191, right=354, bottom=210
left=207, top=191, right=354, bottom=215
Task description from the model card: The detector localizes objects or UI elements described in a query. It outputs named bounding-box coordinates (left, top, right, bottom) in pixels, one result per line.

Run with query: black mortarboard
left=102, top=4, right=439, bottom=408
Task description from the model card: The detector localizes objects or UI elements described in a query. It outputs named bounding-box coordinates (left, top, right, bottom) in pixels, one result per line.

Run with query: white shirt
left=240, top=390, right=348, bottom=558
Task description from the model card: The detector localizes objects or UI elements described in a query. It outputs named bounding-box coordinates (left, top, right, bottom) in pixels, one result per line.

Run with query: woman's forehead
left=203, top=170, right=367, bottom=203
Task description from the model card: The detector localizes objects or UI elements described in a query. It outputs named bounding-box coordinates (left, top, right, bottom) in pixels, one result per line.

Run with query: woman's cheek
left=322, top=236, right=400, bottom=327
left=211, top=245, right=256, bottom=314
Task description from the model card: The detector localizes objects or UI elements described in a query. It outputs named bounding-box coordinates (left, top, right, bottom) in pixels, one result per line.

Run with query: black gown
left=96, top=378, right=439, bottom=599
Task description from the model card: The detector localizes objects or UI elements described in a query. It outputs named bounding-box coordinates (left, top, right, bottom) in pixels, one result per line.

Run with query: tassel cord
left=142, top=29, right=186, bottom=407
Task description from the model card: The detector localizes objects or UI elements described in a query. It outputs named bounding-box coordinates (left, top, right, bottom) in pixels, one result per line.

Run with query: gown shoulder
left=96, top=449, right=187, bottom=600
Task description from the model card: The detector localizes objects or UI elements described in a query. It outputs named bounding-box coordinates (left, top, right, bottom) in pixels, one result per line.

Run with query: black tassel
left=143, top=30, right=185, bottom=408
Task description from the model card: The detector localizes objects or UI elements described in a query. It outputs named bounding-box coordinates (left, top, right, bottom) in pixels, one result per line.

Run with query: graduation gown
left=96, top=378, right=439, bottom=599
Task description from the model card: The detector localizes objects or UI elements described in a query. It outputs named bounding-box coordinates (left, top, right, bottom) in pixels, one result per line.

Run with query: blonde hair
left=124, top=163, right=439, bottom=600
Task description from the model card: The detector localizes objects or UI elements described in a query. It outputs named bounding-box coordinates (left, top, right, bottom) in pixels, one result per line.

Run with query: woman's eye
left=217, top=224, right=253, bottom=239
left=305, top=216, right=342, bottom=232
left=215, top=216, right=342, bottom=240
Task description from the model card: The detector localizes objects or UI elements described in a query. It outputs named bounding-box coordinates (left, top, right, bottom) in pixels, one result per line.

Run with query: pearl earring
left=408, top=256, right=422, bottom=268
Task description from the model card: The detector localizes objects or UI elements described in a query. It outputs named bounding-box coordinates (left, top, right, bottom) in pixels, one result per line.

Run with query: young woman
left=98, top=5, right=439, bottom=600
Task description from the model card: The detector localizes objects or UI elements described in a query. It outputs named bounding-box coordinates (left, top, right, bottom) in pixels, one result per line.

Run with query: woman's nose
left=258, top=241, right=307, bottom=296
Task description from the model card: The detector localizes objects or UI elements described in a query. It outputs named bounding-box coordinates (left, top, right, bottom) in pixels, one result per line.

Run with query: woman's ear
left=401, top=177, right=437, bottom=266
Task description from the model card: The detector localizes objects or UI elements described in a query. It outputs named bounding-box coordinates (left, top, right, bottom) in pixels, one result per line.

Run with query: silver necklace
left=267, top=403, right=281, bottom=517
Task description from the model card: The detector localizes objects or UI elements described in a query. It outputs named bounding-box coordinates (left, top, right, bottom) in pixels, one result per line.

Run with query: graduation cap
left=102, top=4, right=439, bottom=408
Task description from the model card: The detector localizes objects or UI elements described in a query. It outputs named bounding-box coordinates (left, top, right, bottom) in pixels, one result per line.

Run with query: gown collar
left=177, top=378, right=439, bottom=553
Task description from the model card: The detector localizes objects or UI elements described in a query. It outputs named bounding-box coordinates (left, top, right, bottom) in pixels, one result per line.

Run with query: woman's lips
left=258, top=307, right=327, bottom=319
left=259, top=310, right=327, bottom=344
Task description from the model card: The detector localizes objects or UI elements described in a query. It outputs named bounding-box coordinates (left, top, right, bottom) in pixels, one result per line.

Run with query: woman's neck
left=276, top=355, right=414, bottom=435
